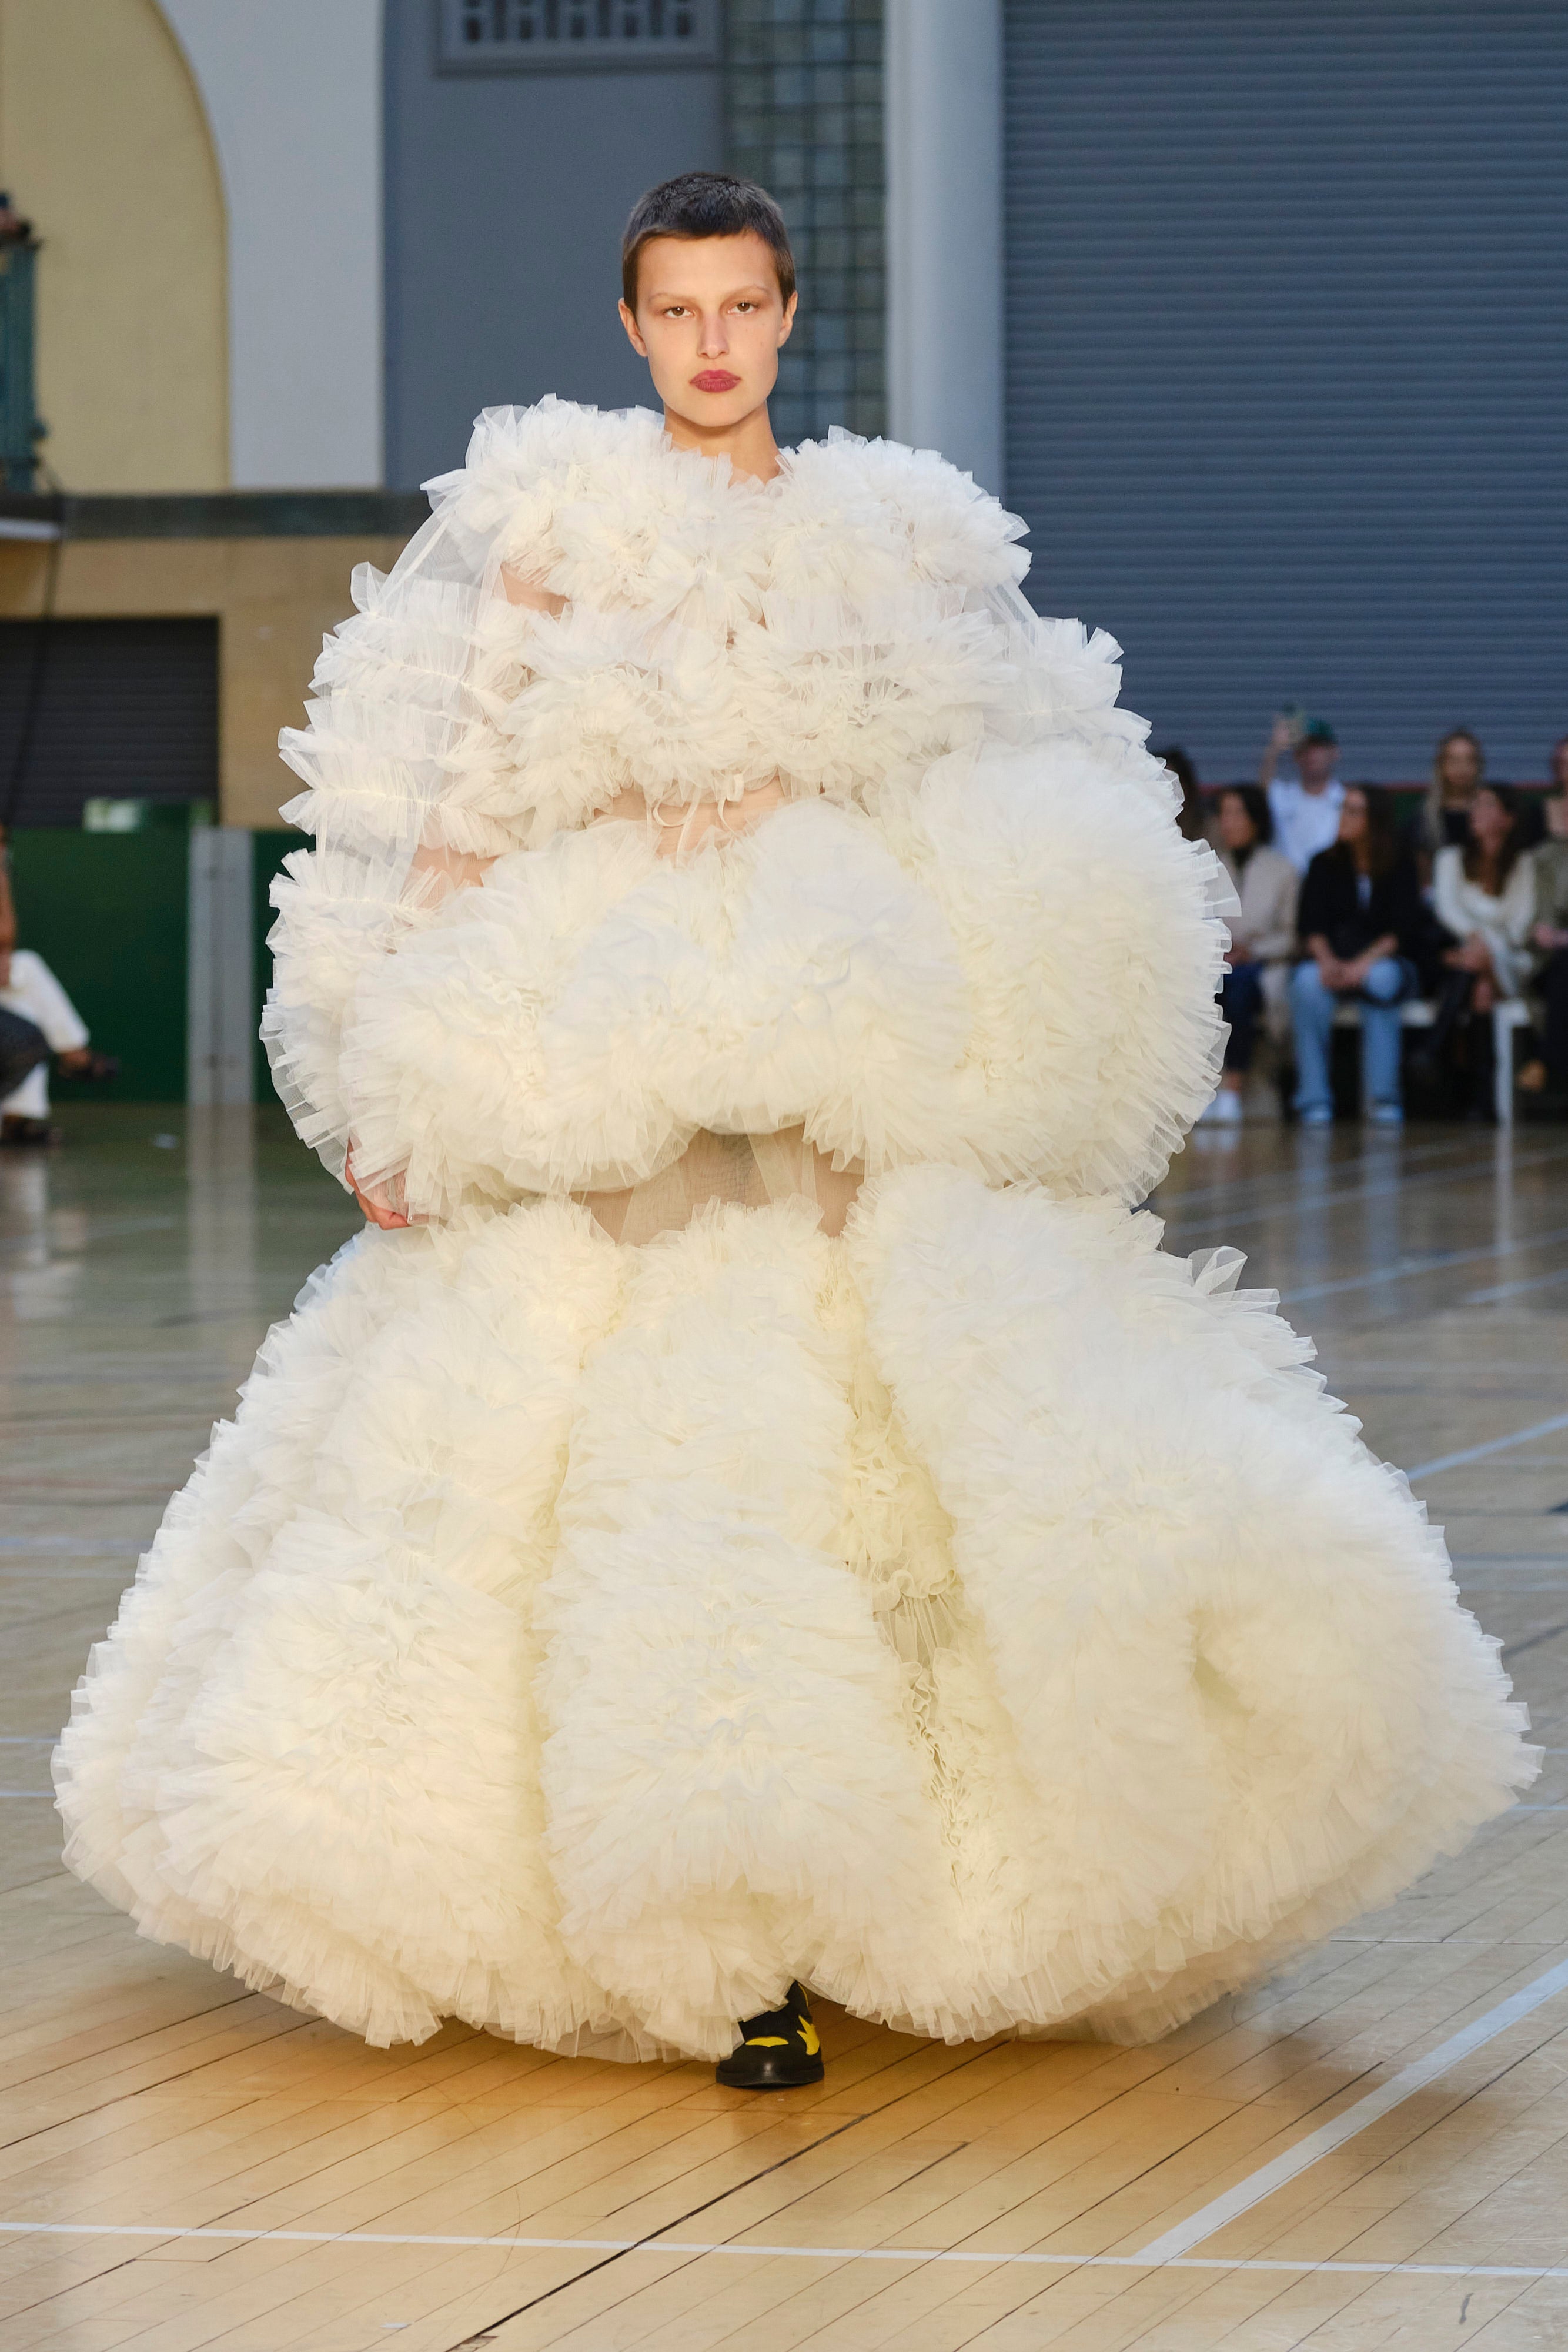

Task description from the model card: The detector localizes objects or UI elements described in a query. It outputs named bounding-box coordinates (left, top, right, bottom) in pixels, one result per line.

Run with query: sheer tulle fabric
left=579, top=1122, right=862, bottom=1245
left=261, top=400, right=1175, bottom=1203
left=54, top=401, right=1538, bottom=2064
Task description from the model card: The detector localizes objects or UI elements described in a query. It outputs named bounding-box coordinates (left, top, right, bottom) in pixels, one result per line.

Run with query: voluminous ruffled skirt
left=54, top=1166, right=1533, bottom=2059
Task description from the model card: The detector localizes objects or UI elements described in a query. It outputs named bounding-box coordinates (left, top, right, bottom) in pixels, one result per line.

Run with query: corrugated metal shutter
left=0, top=618, right=218, bottom=826
left=1003, top=0, right=1568, bottom=781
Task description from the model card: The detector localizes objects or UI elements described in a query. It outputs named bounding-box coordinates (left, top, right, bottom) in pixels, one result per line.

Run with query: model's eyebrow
left=646, top=283, right=776, bottom=303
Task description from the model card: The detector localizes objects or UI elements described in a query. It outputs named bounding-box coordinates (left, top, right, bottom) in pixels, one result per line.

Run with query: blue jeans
left=1290, top=957, right=1413, bottom=1117
left=1220, top=961, right=1265, bottom=1073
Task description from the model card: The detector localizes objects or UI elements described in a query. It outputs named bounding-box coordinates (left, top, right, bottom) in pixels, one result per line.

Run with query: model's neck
left=662, top=400, right=782, bottom=482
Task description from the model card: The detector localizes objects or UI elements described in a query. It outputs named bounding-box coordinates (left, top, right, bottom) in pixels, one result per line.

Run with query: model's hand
left=346, top=1150, right=411, bottom=1230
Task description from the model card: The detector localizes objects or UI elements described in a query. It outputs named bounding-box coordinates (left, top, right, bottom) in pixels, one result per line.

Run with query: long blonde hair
left=1426, top=726, right=1485, bottom=844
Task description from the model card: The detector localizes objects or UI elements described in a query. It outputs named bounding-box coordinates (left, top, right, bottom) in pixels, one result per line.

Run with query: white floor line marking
left=1134, top=1952, right=1568, bottom=2265
left=0, top=1538, right=144, bottom=1555
left=1165, top=1144, right=1568, bottom=1244
left=1405, top=1414, right=1568, bottom=1483
left=1281, top=1222, right=1568, bottom=1307
left=0, top=2221, right=1563, bottom=2281
left=1465, top=1264, right=1568, bottom=1307
left=0, top=1569, right=137, bottom=1580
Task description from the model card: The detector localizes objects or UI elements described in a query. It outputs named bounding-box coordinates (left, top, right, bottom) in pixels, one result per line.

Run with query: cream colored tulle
left=53, top=400, right=1538, bottom=2064
left=261, top=400, right=1185, bottom=1196
left=55, top=1178, right=1536, bottom=2057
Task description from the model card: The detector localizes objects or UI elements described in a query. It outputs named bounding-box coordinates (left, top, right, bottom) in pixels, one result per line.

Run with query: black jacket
left=1297, top=847, right=1424, bottom=963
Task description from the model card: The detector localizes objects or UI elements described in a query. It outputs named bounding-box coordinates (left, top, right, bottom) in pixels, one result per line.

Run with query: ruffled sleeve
left=262, top=408, right=600, bottom=1180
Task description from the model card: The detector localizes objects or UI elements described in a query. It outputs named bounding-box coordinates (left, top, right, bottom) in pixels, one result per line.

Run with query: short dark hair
left=621, top=171, right=796, bottom=310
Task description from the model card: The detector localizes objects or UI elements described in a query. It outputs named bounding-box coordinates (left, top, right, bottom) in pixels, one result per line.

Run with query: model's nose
left=697, top=312, right=730, bottom=358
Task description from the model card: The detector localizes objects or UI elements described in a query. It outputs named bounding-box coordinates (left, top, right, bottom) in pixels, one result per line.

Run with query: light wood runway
left=3, top=1107, right=1565, bottom=2351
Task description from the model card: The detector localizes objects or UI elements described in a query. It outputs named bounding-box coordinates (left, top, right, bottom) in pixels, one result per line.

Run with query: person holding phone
left=1258, top=710, right=1345, bottom=877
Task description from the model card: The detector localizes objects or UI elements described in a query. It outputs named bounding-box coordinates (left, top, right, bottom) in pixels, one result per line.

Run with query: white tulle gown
left=55, top=401, right=1535, bottom=2060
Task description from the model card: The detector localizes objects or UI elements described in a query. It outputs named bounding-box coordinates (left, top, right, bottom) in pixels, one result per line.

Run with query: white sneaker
left=1198, top=1090, right=1243, bottom=1124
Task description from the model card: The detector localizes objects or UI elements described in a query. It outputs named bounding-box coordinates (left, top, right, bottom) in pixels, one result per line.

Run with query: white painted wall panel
left=160, top=0, right=383, bottom=487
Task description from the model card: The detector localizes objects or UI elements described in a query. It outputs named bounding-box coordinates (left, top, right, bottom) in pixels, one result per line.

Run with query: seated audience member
left=1199, top=785, right=1299, bottom=1124
left=0, top=1005, right=49, bottom=1111
left=1154, top=744, right=1209, bottom=843
left=1289, top=786, right=1422, bottom=1127
left=1258, top=712, right=1345, bottom=876
left=1433, top=784, right=1536, bottom=1001
left=1425, top=784, right=1536, bottom=1118
left=0, top=835, right=116, bottom=1145
left=1415, top=727, right=1486, bottom=866
left=1520, top=760, right=1568, bottom=1101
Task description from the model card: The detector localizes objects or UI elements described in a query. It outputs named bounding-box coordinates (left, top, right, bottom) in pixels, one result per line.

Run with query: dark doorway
left=0, top=616, right=219, bottom=827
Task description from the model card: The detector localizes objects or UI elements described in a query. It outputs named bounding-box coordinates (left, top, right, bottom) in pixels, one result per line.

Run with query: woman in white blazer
left=1202, top=784, right=1300, bottom=1122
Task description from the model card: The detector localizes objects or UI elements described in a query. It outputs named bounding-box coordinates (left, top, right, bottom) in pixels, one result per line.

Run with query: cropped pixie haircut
left=621, top=172, right=796, bottom=310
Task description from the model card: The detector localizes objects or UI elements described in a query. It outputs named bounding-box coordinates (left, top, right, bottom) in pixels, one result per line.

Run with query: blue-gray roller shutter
left=0, top=618, right=218, bottom=827
left=1003, top=0, right=1568, bottom=782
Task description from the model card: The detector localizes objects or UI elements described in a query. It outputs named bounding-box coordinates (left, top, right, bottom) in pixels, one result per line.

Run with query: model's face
left=1296, top=740, right=1337, bottom=789
left=1439, top=736, right=1481, bottom=793
left=1338, top=788, right=1369, bottom=846
left=620, top=231, right=796, bottom=430
left=1469, top=789, right=1512, bottom=855
left=1217, top=791, right=1256, bottom=852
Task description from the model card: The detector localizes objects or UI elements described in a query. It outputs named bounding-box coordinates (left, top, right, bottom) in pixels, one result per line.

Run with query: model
left=55, top=175, right=1534, bottom=2092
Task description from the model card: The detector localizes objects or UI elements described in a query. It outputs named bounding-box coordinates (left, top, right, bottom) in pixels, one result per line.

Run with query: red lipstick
left=691, top=369, right=741, bottom=393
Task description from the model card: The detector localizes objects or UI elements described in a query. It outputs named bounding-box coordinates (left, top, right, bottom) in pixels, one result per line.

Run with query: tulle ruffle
left=262, top=400, right=1200, bottom=1192
left=54, top=1172, right=1536, bottom=2057
left=329, top=750, right=1229, bottom=1218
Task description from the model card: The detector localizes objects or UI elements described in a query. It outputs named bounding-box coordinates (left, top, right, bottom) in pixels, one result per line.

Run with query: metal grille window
left=437, top=0, right=720, bottom=69
left=726, top=0, right=885, bottom=446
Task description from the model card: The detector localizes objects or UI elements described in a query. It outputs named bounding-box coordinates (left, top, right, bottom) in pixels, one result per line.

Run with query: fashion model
left=56, top=175, right=1534, bottom=2093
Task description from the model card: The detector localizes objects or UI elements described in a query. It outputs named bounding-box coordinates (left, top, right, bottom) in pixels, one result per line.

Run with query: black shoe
left=0, top=1114, right=61, bottom=1148
left=715, top=1982, right=824, bottom=2090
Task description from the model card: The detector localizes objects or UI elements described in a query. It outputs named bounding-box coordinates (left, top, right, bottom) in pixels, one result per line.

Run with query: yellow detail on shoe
left=745, top=2034, right=789, bottom=2046
left=801, top=2020, right=820, bottom=2055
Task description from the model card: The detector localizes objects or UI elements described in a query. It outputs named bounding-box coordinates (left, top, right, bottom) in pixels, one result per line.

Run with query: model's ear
left=618, top=298, right=649, bottom=358
left=778, top=292, right=798, bottom=349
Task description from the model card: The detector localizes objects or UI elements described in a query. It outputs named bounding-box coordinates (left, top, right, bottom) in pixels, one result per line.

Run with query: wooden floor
left=3, top=1105, right=1566, bottom=2352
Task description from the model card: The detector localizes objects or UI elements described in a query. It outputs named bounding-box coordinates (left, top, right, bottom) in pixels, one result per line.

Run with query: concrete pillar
left=884, top=0, right=1005, bottom=493
left=186, top=827, right=255, bottom=1105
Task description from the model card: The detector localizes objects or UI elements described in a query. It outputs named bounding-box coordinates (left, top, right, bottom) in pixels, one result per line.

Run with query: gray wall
left=1004, top=0, right=1568, bottom=782
left=383, top=0, right=724, bottom=488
